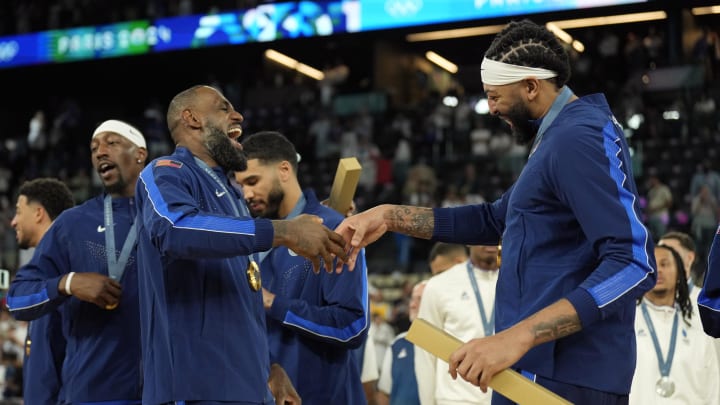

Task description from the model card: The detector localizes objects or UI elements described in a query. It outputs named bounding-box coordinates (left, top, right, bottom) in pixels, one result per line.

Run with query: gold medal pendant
left=105, top=302, right=118, bottom=310
left=247, top=260, right=262, bottom=292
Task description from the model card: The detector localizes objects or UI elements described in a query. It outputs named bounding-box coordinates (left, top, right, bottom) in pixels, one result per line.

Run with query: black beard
left=18, top=239, right=31, bottom=250
left=505, top=102, right=537, bottom=146
left=205, top=126, right=247, bottom=172
left=103, top=175, right=127, bottom=196
left=253, top=181, right=285, bottom=219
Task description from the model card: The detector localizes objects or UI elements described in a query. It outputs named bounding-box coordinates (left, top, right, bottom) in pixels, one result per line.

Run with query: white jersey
left=630, top=298, right=720, bottom=405
left=416, top=260, right=498, bottom=405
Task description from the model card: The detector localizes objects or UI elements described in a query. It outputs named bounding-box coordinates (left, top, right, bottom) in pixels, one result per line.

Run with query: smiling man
left=334, top=19, right=655, bottom=405
left=134, top=85, right=348, bottom=404
left=8, top=119, right=147, bottom=404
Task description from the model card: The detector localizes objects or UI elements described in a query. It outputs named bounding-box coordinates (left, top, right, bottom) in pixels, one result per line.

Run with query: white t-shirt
left=630, top=299, right=720, bottom=405
left=416, top=260, right=498, bottom=405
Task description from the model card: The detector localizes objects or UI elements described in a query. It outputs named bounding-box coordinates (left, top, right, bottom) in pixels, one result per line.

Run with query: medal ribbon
left=194, top=157, right=258, bottom=264
left=641, top=301, right=678, bottom=379
left=466, top=261, right=495, bottom=337
left=104, top=195, right=137, bottom=281
left=528, top=85, right=574, bottom=157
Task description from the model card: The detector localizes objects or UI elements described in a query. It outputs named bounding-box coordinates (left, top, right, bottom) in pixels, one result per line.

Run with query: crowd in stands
left=0, top=1, right=720, bottom=400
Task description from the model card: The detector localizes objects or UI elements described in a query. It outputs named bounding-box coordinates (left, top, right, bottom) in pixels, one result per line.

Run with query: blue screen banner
left=0, top=0, right=647, bottom=69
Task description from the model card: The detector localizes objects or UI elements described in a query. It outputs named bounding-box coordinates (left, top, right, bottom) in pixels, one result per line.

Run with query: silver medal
left=655, top=376, right=675, bottom=397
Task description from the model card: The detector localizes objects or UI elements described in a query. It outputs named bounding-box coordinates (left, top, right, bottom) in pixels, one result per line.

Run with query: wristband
left=65, top=272, right=75, bottom=295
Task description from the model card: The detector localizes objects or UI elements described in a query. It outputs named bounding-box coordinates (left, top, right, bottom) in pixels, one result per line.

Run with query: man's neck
left=278, top=184, right=303, bottom=218
left=646, top=290, right=675, bottom=308
left=470, top=258, right=499, bottom=271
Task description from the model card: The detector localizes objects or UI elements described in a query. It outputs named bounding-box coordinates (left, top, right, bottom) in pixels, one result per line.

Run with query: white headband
left=481, top=57, right=557, bottom=85
left=92, top=119, right=147, bottom=149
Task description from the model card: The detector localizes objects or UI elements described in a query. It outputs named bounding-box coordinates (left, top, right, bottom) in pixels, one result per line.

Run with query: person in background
left=10, top=177, right=74, bottom=405
left=7, top=120, right=148, bottom=404
left=334, top=19, right=655, bottom=404
left=630, top=245, right=719, bottom=404
left=377, top=280, right=428, bottom=405
left=236, top=130, right=369, bottom=404
left=416, top=245, right=500, bottom=405
left=427, top=242, right=469, bottom=275
left=134, top=84, right=347, bottom=404
left=658, top=231, right=700, bottom=302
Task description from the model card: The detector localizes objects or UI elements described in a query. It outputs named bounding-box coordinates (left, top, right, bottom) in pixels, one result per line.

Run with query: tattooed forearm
left=531, top=314, right=582, bottom=344
left=385, top=206, right=434, bottom=239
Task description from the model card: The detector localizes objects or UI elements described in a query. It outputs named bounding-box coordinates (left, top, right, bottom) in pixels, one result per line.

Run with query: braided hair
left=655, top=245, right=694, bottom=324
left=484, top=19, right=571, bottom=88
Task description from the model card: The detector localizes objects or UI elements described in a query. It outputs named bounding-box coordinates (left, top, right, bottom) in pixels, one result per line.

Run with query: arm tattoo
left=386, top=206, right=434, bottom=239
left=531, top=314, right=582, bottom=344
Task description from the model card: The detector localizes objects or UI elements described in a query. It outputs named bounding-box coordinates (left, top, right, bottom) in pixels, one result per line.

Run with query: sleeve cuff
left=45, top=275, right=66, bottom=300
left=566, top=288, right=601, bottom=328
left=253, top=218, right=274, bottom=252
left=432, top=207, right=454, bottom=239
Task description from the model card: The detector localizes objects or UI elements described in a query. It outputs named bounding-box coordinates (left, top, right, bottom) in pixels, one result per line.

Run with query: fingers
left=309, top=256, right=321, bottom=275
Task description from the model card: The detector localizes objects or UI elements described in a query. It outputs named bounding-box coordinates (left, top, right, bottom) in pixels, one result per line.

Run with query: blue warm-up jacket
left=432, top=93, right=656, bottom=395
left=7, top=196, right=142, bottom=404
left=135, top=146, right=275, bottom=404
left=699, top=225, right=720, bottom=337
left=263, top=189, right=368, bottom=404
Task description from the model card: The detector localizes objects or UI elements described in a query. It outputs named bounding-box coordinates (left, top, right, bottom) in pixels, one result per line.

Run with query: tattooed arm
left=334, top=204, right=435, bottom=270
left=448, top=299, right=582, bottom=392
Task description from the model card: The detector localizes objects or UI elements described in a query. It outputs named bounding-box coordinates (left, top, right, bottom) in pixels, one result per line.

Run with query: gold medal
left=25, top=340, right=31, bottom=357
left=247, top=260, right=261, bottom=292
left=105, top=302, right=118, bottom=310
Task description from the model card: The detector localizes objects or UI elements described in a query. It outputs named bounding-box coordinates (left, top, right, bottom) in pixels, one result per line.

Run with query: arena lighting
left=264, top=49, right=324, bottom=80
left=572, top=40, right=585, bottom=53
left=548, top=11, right=666, bottom=29
left=546, top=23, right=585, bottom=53
left=426, top=51, right=458, bottom=74
left=474, top=98, right=490, bottom=115
left=406, top=25, right=505, bottom=42
left=692, top=5, right=720, bottom=15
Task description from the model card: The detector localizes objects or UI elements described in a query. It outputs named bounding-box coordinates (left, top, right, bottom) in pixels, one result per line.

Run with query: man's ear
left=523, top=78, right=540, bottom=101
left=278, top=161, right=293, bottom=182
left=182, top=108, right=202, bottom=130
left=33, top=204, right=47, bottom=225
left=135, top=147, right=148, bottom=164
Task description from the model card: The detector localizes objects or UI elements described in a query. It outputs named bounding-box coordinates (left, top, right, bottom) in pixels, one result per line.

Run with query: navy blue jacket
left=432, top=94, right=656, bottom=394
left=263, top=189, right=368, bottom=404
left=135, top=147, right=275, bottom=404
left=7, top=196, right=142, bottom=404
left=23, top=310, right=65, bottom=405
left=699, top=224, right=720, bottom=337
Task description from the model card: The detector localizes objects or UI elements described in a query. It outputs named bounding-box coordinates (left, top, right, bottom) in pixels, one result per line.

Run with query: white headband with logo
left=481, top=57, right=558, bottom=85
left=92, top=119, right=147, bottom=149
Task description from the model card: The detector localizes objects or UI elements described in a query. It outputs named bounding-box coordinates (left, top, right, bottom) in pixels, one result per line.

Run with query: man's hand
left=272, top=214, right=347, bottom=274
left=262, top=288, right=275, bottom=310
left=59, top=272, right=121, bottom=310
left=268, top=363, right=301, bottom=405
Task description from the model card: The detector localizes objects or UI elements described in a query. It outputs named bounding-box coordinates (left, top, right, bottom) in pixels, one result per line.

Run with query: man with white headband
left=8, top=119, right=147, bottom=404
left=334, top=19, right=655, bottom=405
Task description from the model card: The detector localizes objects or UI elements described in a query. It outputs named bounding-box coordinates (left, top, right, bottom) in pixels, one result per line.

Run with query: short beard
left=104, top=176, right=127, bottom=196
left=205, top=126, right=247, bottom=172
left=253, top=180, right=284, bottom=219
left=17, top=238, right=31, bottom=250
left=506, top=102, right=537, bottom=146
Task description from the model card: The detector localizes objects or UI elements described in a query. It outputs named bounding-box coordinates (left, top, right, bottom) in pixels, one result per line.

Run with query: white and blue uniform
left=378, top=332, right=421, bottom=405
